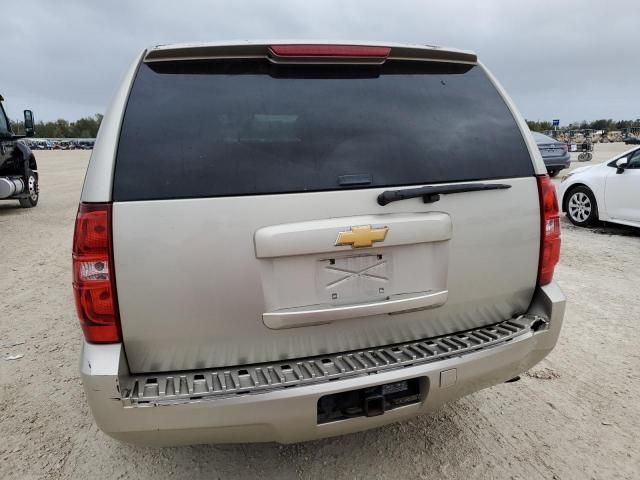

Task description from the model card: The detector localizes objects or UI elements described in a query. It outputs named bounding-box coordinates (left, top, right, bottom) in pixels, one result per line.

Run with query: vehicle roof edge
left=143, top=40, right=477, bottom=64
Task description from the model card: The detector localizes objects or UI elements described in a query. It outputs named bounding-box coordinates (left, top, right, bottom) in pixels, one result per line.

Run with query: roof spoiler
left=143, top=42, right=477, bottom=65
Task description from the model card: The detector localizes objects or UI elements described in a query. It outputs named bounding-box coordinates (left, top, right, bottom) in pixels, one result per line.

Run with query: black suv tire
left=19, top=170, right=39, bottom=208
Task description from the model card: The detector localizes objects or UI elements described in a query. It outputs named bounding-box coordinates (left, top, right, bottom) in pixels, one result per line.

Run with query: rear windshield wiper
left=377, top=183, right=511, bottom=206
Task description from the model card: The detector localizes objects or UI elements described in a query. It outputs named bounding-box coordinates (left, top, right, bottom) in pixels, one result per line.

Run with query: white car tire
left=565, top=186, right=597, bottom=227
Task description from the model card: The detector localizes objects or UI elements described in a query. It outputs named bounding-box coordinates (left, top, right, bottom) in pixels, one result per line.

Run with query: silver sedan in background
left=532, top=131, right=570, bottom=177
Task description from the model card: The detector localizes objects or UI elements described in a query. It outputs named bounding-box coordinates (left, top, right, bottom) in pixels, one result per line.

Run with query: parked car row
left=27, top=139, right=53, bottom=150
left=25, top=138, right=95, bottom=150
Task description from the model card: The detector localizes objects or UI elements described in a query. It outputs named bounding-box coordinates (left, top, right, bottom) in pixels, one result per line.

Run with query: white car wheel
left=566, top=187, right=597, bottom=227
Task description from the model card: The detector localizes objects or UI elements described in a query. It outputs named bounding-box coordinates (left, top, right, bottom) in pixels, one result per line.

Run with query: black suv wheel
left=19, top=170, right=39, bottom=208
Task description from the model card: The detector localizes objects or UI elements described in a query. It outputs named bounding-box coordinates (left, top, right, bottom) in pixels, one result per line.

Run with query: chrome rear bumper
left=80, top=283, right=564, bottom=446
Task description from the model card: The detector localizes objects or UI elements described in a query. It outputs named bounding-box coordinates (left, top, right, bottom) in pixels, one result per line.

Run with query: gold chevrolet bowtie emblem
left=335, top=225, right=389, bottom=248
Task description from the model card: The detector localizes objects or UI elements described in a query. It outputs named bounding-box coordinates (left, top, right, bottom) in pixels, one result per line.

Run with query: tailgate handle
left=263, top=290, right=448, bottom=330
left=377, top=183, right=511, bottom=206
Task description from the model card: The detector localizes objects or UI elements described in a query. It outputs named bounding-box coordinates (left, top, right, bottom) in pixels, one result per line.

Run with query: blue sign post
left=552, top=119, right=560, bottom=127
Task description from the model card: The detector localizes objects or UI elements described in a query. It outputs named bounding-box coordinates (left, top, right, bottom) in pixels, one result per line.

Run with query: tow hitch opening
left=317, top=378, right=422, bottom=424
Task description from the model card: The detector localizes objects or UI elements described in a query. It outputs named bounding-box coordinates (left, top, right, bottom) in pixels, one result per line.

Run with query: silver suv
left=73, top=41, right=564, bottom=446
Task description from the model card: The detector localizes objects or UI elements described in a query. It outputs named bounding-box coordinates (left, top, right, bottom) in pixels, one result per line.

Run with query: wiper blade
left=377, top=183, right=511, bottom=206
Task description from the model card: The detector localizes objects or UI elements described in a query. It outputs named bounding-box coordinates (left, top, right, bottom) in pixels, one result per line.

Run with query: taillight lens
left=270, top=44, right=391, bottom=57
left=72, top=203, right=121, bottom=343
left=536, top=175, right=561, bottom=285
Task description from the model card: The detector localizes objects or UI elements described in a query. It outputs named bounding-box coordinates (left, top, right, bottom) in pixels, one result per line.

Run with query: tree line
left=526, top=118, right=640, bottom=132
left=10, top=113, right=640, bottom=137
left=10, top=114, right=103, bottom=138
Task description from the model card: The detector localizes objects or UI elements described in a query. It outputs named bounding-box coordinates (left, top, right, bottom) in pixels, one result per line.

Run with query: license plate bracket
left=317, top=253, right=392, bottom=304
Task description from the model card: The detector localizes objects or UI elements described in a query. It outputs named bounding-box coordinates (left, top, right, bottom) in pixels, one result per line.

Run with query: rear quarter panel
left=81, top=51, right=144, bottom=203
left=479, top=62, right=547, bottom=176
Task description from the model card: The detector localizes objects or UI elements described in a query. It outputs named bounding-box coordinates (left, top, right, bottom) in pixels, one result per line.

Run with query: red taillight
left=72, top=203, right=120, bottom=343
left=536, top=175, right=561, bottom=285
left=270, top=44, right=391, bottom=58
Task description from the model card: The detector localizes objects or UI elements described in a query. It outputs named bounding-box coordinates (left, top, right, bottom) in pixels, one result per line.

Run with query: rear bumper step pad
left=122, top=316, right=541, bottom=407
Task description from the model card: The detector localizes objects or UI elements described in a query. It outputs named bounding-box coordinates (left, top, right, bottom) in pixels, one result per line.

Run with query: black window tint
left=0, top=106, right=9, bottom=134
left=627, top=150, right=640, bottom=168
left=114, top=60, right=533, bottom=201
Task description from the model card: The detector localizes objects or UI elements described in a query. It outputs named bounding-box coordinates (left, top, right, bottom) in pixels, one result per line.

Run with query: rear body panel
left=114, top=177, right=539, bottom=373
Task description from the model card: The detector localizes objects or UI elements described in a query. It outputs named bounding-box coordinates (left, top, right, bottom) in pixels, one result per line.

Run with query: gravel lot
left=1, top=145, right=639, bottom=479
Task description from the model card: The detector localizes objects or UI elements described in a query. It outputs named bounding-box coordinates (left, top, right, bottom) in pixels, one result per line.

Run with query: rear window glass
left=114, top=59, right=533, bottom=201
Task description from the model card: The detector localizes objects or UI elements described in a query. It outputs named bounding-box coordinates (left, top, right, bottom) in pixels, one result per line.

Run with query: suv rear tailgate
left=111, top=53, right=540, bottom=373
left=114, top=178, right=539, bottom=373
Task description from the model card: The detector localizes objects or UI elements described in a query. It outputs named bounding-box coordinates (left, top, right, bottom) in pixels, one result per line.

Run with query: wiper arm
left=377, top=183, right=511, bottom=206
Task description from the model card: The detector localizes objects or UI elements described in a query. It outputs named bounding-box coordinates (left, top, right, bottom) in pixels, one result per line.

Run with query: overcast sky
left=2, top=0, right=639, bottom=125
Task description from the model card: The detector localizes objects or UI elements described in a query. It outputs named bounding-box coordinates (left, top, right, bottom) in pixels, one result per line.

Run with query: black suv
left=0, top=94, right=38, bottom=207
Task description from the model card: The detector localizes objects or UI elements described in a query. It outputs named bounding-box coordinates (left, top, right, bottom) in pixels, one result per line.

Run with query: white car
left=559, top=146, right=640, bottom=227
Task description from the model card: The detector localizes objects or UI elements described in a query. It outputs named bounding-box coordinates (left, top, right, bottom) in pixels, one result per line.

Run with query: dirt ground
left=1, top=145, right=639, bottom=479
